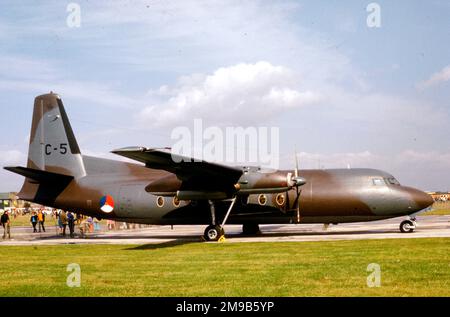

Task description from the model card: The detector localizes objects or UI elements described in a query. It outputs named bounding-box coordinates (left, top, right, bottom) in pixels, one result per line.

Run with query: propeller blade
left=294, top=150, right=299, bottom=178
left=295, top=149, right=301, bottom=222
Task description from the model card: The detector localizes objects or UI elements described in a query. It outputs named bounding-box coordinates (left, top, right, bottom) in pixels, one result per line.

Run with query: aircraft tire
left=204, top=225, right=224, bottom=241
left=400, top=220, right=415, bottom=233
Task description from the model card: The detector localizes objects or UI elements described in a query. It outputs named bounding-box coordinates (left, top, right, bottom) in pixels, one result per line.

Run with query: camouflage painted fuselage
left=7, top=93, right=433, bottom=226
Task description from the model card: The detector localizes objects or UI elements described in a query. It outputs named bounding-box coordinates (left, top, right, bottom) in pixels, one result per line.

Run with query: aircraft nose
left=407, top=188, right=434, bottom=211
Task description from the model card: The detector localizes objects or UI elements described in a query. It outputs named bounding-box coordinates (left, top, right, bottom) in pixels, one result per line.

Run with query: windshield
left=385, top=177, right=400, bottom=186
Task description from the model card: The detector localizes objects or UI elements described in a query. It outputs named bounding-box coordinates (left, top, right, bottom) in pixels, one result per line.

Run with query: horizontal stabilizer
left=4, top=166, right=74, bottom=185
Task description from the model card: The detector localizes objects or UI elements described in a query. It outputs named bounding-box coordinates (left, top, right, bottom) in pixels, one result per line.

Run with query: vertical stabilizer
left=27, top=92, right=85, bottom=178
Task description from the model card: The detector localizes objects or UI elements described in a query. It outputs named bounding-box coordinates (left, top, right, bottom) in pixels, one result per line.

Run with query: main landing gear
left=203, top=198, right=237, bottom=242
left=204, top=225, right=224, bottom=241
left=400, top=218, right=417, bottom=233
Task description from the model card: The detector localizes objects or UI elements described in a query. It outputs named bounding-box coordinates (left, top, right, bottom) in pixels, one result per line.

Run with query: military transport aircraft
left=4, top=93, right=433, bottom=241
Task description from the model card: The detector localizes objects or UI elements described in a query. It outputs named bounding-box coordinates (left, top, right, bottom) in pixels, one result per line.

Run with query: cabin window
left=156, top=196, right=165, bottom=207
left=173, top=196, right=180, bottom=207
left=372, top=178, right=384, bottom=186
left=276, top=193, right=285, bottom=207
left=258, top=194, right=267, bottom=205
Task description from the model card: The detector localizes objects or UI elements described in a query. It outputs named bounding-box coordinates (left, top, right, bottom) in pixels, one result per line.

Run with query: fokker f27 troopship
left=4, top=93, right=433, bottom=241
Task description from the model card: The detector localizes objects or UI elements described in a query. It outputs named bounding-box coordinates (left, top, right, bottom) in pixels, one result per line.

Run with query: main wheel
left=204, top=225, right=224, bottom=241
left=400, top=220, right=415, bottom=233
left=242, top=223, right=260, bottom=235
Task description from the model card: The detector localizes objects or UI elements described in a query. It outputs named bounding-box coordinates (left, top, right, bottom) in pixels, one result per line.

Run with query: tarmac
left=0, top=215, right=449, bottom=246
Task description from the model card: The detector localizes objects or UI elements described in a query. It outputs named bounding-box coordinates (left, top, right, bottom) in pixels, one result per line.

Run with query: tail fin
left=27, top=92, right=86, bottom=178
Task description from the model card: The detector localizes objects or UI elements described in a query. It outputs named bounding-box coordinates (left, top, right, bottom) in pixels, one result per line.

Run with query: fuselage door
left=118, top=185, right=134, bottom=216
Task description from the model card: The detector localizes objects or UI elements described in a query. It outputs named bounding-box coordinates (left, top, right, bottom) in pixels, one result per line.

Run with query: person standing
left=57, top=210, right=63, bottom=234
left=60, top=210, right=68, bottom=236
left=67, top=212, right=75, bottom=238
left=30, top=212, right=38, bottom=233
left=1, top=211, right=11, bottom=239
left=38, top=210, right=46, bottom=232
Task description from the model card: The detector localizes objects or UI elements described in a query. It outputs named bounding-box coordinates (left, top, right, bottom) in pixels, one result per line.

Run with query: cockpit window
left=372, top=178, right=385, bottom=186
left=385, top=177, right=400, bottom=186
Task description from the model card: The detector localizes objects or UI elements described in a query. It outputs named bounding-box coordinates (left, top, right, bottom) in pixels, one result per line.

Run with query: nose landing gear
left=400, top=219, right=416, bottom=233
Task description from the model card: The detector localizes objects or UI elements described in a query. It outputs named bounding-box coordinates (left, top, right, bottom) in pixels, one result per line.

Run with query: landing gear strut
left=400, top=219, right=416, bottom=233
left=203, top=198, right=236, bottom=241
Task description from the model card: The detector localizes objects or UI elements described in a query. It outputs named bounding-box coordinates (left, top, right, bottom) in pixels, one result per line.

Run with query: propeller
left=290, top=150, right=306, bottom=223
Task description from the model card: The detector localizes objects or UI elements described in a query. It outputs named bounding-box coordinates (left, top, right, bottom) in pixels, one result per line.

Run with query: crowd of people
left=0, top=208, right=103, bottom=239
left=47, top=210, right=102, bottom=238
left=1, top=208, right=148, bottom=240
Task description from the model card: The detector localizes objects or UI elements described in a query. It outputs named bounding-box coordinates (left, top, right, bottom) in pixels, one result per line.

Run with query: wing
left=111, top=147, right=243, bottom=193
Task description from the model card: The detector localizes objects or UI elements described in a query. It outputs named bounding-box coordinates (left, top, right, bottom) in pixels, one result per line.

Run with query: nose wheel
left=400, top=219, right=416, bottom=233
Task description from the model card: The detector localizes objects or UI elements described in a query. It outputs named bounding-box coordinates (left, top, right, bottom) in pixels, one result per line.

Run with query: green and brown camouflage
left=4, top=93, right=433, bottom=239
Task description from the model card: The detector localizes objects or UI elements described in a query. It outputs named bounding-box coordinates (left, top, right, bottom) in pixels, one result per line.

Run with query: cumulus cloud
left=0, top=150, right=27, bottom=166
left=0, top=150, right=27, bottom=192
left=417, top=65, right=450, bottom=89
left=139, top=61, right=321, bottom=127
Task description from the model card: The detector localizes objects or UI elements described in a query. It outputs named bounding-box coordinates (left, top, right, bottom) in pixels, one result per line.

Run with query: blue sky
left=0, top=0, right=449, bottom=191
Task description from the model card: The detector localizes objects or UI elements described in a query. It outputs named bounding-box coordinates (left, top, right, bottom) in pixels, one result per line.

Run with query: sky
left=0, top=0, right=449, bottom=192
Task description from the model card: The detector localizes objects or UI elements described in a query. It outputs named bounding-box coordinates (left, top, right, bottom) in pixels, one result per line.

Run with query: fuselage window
left=156, top=196, right=165, bottom=208
left=258, top=194, right=267, bottom=205
left=276, top=193, right=285, bottom=207
left=173, top=196, right=180, bottom=207
left=372, top=178, right=385, bottom=186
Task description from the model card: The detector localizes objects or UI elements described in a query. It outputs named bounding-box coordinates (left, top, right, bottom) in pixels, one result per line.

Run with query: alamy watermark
left=366, top=263, right=381, bottom=287
left=366, top=2, right=381, bottom=28
left=171, top=119, right=280, bottom=170
left=66, top=263, right=81, bottom=288
left=66, top=3, right=81, bottom=28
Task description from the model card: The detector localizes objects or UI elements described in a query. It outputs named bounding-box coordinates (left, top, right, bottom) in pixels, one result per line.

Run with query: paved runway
left=1, top=216, right=449, bottom=246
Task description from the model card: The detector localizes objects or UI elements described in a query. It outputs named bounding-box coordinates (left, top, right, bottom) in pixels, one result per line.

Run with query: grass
left=0, top=238, right=449, bottom=297
left=423, top=209, right=450, bottom=215
left=7, top=215, right=57, bottom=227
left=424, top=201, right=450, bottom=215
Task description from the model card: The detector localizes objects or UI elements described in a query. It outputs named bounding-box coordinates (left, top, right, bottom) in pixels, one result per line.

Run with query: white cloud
left=0, top=150, right=27, bottom=167
left=0, top=54, right=137, bottom=108
left=0, top=150, right=28, bottom=192
left=139, top=61, right=321, bottom=127
left=417, top=65, right=450, bottom=89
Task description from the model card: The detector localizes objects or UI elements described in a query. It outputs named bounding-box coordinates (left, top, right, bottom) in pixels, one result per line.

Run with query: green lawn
left=423, top=209, right=450, bottom=215
left=8, top=215, right=58, bottom=227
left=424, top=201, right=450, bottom=215
left=0, top=238, right=449, bottom=297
